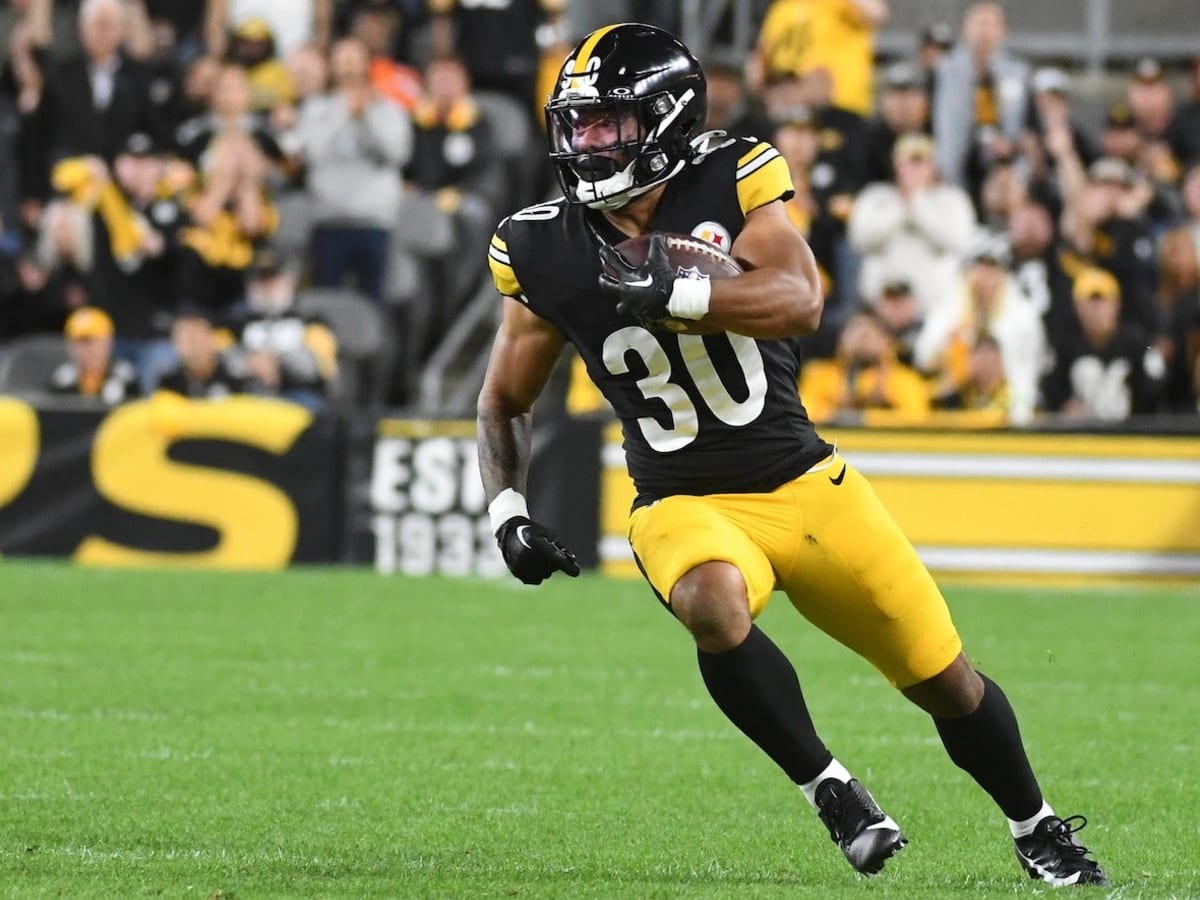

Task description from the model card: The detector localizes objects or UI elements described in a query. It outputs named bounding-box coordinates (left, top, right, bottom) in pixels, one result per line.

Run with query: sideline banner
left=356, top=416, right=603, bottom=575
left=0, top=395, right=341, bottom=567
left=599, top=424, right=1200, bottom=579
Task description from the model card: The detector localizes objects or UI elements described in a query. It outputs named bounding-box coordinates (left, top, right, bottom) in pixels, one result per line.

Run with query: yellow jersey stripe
left=488, top=252, right=522, bottom=297
left=572, top=23, right=621, bottom=74
left=737, top=141, right=773, bottom=169
left=491, top=234, right=508, bottom=251
left=736, top=151, right=794, bottom=215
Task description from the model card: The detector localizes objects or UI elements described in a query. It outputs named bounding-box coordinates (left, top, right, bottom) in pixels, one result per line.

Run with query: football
left=608, top=232, right=743, bottom=335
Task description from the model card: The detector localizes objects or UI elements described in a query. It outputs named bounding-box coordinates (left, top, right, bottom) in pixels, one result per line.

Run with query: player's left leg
left=778, top=457, right=1107, bottom=887
left=903, top=654, right=1108, bottom=887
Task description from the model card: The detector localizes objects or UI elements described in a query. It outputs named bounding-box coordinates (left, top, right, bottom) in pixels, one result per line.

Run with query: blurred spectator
left=142, top=0, right=207, bottom=63
left=297, top=36, right=411, bottom=302
left=1027, top=67, right=1098, bottom=183
left=270, top=45, right=329, bottom=152
left=862, top=62, right=930, bottom=185
left=704, top=53, right=772, bottom=142
left=405, top=53, right=504, bottom=317
left=175, top=55, right=222, bottom=126
left=931, top=333, right=1010, bottom=424
left=978, top=154, right=1028, bottom=230
left=799, top=309, right=930, bottom=423
left=335, top=0, right=429, bottom=64
left=1008, top=200, right=1071, bottom=335
left=1169, top=57, right=1200, bottom=168
left=26, top=0, right=166, bottom=202
left=204, top=0, right=333, bottom=60
left=156, top=306, right=247, bottom=398
left=46, top=134, right=188, bottom=390
left=917, top=22, right=953, bottom=98
left=932, top=2, right=1030, bottom=201
left=172, top=63, right=282, bottom=314
left=350, top=0, right=422, bottom=111
left=48, top=305, right=139, bottom=403
left=1098, top=102, right=1141, bottom=168
left=429, top=0, right=565, bottom=122
left=753, top=0, right=889, bottom=117
left=1157, top=166, right=1200, bottom=411
left=234, top=246, right=338, bottom=410
left=774, top=109, right=855, bottom=314
left=868, top=278, right=923, bottom=367
left=175, top=62, right=283, bottom=166
left=1054, top=151, right=1160, bottom=337
left=1041, top=268, right=1166, bottom=421
left=224, top=18, right=294, bottom=112
left=762, top=69, right=868, bottom=192
left=1127, top=58, right=1175, bottom=148
left=914, top=232, right=1045, bottom=425
left=848, top=133, right=977, bottom=317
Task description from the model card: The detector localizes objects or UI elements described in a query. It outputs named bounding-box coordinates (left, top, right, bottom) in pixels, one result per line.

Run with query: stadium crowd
left=0, top=0, right=1198, bottom=425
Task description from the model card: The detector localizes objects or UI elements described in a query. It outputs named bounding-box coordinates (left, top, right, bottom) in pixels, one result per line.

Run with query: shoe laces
left=1034, top=815, right=1092, bottom=858
left=817, top=780, right=882, bottom=843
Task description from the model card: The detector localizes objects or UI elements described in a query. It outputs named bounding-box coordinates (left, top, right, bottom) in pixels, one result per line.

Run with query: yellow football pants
left=628, top=455, right=962, bottom=688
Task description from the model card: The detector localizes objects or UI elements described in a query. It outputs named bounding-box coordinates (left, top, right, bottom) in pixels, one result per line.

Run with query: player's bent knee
left=900, top=652, right=984, bottom=718
left=670, top=561, right=752, bottom=652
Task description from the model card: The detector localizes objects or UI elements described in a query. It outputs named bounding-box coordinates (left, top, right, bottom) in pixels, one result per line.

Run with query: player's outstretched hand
left=496, top=516, right=581, bottom=585
left=598, top=231, right=674, bottom=323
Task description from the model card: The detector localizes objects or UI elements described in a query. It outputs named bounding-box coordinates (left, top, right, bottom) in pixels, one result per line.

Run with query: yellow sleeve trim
left=491, top=234, right=508, bottom=252
left=736, top=144, right=794, bottom=215
left=488, top=245, right=522, bottom=297
left=737, top=142, right=774, bottom=169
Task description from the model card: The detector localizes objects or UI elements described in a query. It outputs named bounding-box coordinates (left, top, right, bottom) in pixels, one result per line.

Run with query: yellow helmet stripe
left=572, top=23, right=622, bottom=75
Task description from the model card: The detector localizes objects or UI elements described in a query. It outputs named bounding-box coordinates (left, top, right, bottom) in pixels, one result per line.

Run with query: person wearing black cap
left=862, top=61, right=930, bottom=184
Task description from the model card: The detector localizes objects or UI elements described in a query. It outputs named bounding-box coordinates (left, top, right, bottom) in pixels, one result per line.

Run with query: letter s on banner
left=76, top=395, right=310, bottom=569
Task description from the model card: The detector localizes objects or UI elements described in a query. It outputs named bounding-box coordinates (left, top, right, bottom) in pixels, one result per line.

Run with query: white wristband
left=488, top=487, right=529, bottom=535
left=666, top=277, right=712, bottom=320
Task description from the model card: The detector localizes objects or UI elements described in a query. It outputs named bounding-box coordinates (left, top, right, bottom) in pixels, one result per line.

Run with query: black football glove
left=598, top=232, right=674, bottom=324
left=496, top=516, right=581, bottom=585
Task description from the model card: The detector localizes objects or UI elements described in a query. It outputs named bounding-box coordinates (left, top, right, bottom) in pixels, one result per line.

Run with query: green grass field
left=1, top=563, right=1197, bottom=899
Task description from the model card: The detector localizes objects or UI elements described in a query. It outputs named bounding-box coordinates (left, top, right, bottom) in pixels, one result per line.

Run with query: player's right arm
left=477, top=258, right=579, bottom=585
left=476, top=296, right=565, bottom=504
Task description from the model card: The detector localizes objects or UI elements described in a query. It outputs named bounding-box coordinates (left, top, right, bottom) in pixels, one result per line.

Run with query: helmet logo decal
left=691, top=221, right=732, bottom=250
left=559, top=55, right=601, bottom=96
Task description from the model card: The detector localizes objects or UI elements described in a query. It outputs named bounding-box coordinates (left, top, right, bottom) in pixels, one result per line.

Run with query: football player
left=476, top=23, right=1106, bottom=887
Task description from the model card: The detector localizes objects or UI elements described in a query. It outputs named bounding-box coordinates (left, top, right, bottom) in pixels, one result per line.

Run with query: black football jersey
left=490, top=136, right=832, bottom=507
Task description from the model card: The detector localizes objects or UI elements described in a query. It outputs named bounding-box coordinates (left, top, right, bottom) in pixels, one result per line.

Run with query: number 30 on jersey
left=601, top=327, right=767, bottom=452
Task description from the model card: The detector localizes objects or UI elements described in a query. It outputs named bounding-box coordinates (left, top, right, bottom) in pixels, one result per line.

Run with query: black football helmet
left=546, top=23, right=708, bottom=210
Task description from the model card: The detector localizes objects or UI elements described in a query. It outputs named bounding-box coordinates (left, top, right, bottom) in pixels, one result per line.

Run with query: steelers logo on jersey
left=690, top=220, right=732, bottom=252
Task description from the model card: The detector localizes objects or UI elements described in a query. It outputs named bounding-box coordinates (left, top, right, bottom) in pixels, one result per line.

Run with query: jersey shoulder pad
left=488, top=199, right=569, bottom=299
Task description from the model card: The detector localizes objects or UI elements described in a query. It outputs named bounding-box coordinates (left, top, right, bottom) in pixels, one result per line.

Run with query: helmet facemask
left=547, top=88, right=699, bottom=210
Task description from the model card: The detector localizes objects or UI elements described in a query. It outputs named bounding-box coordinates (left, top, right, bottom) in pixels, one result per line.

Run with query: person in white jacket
left=914, top=231, right=1047, bottom=425
left=848, top=133, right=977, bottom=317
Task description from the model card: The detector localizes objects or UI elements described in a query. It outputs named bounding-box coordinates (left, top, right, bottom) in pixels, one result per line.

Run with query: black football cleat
left=1014, top=815, right=1109, bottom=887
left=814, top=777, right=908, bottom=876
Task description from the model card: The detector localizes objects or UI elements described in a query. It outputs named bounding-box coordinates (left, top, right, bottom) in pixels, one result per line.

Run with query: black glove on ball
left=598, top=232, right=675, bottom=324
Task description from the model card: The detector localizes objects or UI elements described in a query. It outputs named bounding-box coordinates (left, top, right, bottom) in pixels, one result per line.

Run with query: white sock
left=1008, top=800, right=1054, bottom=839
left=799, top=758, right=853, bottom=809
